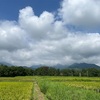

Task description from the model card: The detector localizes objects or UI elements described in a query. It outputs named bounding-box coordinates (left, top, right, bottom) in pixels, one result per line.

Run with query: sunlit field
left=0, top=82, right=33, bottom=100
left=37, top=76, right=100, bottom=100
left=0, top=77, right=34, bottom=100
left=0, top=76, right=100, bottom=100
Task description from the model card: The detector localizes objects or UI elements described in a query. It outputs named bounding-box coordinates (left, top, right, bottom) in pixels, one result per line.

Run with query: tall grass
left=38, top=80, right=100, bottom=100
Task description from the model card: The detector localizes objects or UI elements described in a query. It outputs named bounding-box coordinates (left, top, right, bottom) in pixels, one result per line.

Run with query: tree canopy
left=0, top=65, right=100, bottom=77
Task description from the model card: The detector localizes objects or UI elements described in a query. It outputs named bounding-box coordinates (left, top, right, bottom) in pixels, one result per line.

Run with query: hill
left=30, top=65, right=43, bottom=69
left=30, top=63, right=100, bottom=69
left=68, top=63, right=100, bottom=69
left=0, top=62, right=13, bottom=66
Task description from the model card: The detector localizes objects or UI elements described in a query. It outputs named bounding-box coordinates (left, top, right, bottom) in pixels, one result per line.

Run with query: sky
left=0, top=0, right=61, bottom=20
left=0, top=0, right=100, bottom=66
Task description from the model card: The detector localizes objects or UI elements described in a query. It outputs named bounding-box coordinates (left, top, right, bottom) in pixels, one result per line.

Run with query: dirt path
left=34, top=82, right=46, bottom=100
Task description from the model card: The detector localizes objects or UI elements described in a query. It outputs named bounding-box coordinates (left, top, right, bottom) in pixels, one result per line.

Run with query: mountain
left=0, top=62, right=13, bottom=66
left=68, top=63, right=100, bottom=69
left=53, top=64, right=68, bottom=69
left=30, top=63, right=100, bottom=69
left=30, top=64, right=68, bottom=69
left=30, top=65, right=43, bottom=69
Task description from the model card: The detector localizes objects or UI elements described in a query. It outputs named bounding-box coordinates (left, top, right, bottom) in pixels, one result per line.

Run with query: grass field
left=0, top=76, right=100, bottom=100
left=37, top=76, right=100, bottom=100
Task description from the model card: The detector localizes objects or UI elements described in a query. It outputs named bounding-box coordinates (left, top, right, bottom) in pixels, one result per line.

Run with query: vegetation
left=0, top=64, right=100, bottom=99
left=37, top=76, right=100, bottom=100
left=0, top=65, right=100, bottom=77
left=0, top=82, right=33, bottom=100
left=35, top=66, right=60, bottom=76
left=0, top=76, right=100, bottom=100
left=0, top=65, right=34, bottom=77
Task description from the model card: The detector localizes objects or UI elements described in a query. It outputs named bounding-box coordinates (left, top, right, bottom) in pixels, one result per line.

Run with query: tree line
left=0, top=65, right=33, bottom=77
left=0, top=65, right=100, bottom=77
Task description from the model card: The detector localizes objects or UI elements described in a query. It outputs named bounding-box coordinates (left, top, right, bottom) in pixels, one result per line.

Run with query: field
left=0, top=82, right=33, bottom=100
left=0, top=77, right=34, bottom=100
left=37, top=77, right=100, bottom=100
left=0, top=76, right=100, bottom=100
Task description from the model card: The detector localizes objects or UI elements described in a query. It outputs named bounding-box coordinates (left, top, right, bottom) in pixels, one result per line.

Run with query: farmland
left=0, top=76, right=100, bottom=100
left=0, top=82, right=33, bottom=100
left=0, top=77, right=34, bottom=100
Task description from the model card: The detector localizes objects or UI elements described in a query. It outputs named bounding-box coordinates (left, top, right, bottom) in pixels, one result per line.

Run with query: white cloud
left=59, top=0, right=100, bottom=29
left=0, top=3, right=100, bottom=66
left=0, top=20, right=29, bottom=51
left=19, top=6, right=55, bottom=40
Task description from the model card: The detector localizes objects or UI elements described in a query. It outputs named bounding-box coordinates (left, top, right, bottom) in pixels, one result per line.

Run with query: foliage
left=0, top=65, right=100, bottom=77
left=0, top=65, right=34, bottom=77
left=35, top=66, right=60, bottom=76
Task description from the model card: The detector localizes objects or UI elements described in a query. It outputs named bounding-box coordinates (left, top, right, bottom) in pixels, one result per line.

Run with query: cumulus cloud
left=0, top=20, right=29, bottom=51
left=0, top=1, right=100, bottom=66
left=19, top=7, right=54, bottom=40
left=59, top=0, right=100, bottom=30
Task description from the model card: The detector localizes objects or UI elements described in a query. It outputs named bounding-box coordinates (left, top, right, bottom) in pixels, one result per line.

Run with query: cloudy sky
left=0, top=0, right=100, bottom=66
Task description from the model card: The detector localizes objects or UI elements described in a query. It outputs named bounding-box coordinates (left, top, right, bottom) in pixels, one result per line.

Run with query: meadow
left=37, top=76, right=100, bottom=100
left=0, top=76, right=100, bottom=100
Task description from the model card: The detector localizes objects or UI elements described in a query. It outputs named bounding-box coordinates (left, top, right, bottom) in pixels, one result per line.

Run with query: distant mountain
left=68, top=63, right=100, bottom=69
left=30, top=65, right=43, bottom=69
left=0, top=62, right=13, bottom=66
left=53, top=64, right=68, bottom=69
left=28, top=63, right=100, bottom=70
left=30, top=64, right=68, bottom=69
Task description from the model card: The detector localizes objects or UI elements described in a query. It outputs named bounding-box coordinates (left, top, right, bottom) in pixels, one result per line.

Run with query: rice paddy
left=0, top=82, right=33, bottom=100
left=0, top=76, right=100, bottom=100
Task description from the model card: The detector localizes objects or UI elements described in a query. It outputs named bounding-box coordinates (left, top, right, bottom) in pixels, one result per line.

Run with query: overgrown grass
left=38, top=81, right=100, bottom=100
left=37, top=77, right=100, bottom=100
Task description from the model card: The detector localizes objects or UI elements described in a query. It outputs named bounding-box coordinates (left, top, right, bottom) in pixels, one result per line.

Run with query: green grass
left=36, top=76, right=100, bottom=100
left=38, top=81, right=100, bottom=100
left=0, top=76, right=100, bottom=100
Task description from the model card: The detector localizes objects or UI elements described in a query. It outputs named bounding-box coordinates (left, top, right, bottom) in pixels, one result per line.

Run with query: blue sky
left=0, top=0, right=100, bottom=66
left=0, top=0, right=61, bottom=20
